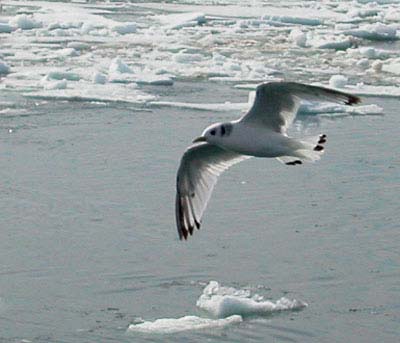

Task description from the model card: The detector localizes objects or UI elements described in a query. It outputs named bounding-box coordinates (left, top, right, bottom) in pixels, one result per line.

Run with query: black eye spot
left=210, top=130, right=216, bottom=136
left=221, top=125, right=225, bottom=136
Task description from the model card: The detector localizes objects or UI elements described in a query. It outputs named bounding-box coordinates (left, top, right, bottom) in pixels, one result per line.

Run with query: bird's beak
left=193, top=136, right=207, bottom=143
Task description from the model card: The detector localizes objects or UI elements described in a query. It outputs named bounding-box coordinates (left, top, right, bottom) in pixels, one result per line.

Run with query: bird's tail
left=277, top=134, right=327, bottom=165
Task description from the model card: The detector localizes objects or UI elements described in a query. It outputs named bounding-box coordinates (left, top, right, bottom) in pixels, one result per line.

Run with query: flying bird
left=175, top=82, right=360, bottom=240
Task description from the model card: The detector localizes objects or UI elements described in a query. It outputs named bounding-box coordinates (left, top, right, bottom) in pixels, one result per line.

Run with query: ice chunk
left=67, top=42, right=90, bottom=50
left=109, top=58, right=133, bottom=74
left=9, top=14, right=42, bottom=30
left=93, top=72, right=107, bottom=84
left=111, top=23, right=137, bottom=35
left=312, top=37, right=354, bottom=50
left=289, top=28, right=307, bottom=47
left=156, top=12, right=206, bottom=30
left=347, top=9, right=379, bottom=19
left=382, top=59, right=400, bottom=75
left=23, top=82, right=155, bottom=104
left=196, top=281, right=307, bottom=318
left=41, top=78, right=68, bottom=90
left=148, top=101, right=247, bottom=112
left=343, top=23, right=398, bottom=41
left=127, top=315, right=242, bottom=334
left=0, top=61, right=10, bottom=75
left=329, top=75, right=348, bottom=88
left=262, top=15, right=322, bottom=26
left=0, top=23, right=14, bottom=33
left=358, top=47, right=390, bottom=59
left=47, top=71, right=80, bottom=81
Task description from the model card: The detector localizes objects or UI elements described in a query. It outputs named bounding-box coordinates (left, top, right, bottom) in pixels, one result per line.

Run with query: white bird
left=175, top=82, right=360, bottom=240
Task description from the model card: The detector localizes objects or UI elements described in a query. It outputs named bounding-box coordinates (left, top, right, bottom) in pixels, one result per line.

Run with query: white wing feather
left=176, top=143, right=249, bottom=240
left=241, top=82, right=360, bottom=133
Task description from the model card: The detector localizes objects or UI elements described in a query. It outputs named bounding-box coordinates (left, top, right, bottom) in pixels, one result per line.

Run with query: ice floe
left=343, top=23, right=398, bottom=41
left=196, top=281, right=307, bottom=318
left=9, top=14, right=42, bottom=30
left=127, top=280, right=306, bottom=334
left=127, top=315, right=242, bottom=334
left=1, top=0, right=400, bottom=107
left=0, top=60, right=10, bottom=74
left=156, top=12, right=206, bottom=30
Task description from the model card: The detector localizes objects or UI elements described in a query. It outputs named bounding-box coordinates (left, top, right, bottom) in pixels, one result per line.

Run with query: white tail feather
left=276, top=134, right=326, bottom=165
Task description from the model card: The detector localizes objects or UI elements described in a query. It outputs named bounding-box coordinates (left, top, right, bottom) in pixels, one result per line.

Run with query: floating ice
left=148, top=101, right=248, bottom=112
left=111, top=22, right=137, bottom=35
left=0, top=61, right=10, bottom=75
left=156, top=12, right=206, bottom=30
left=109, top=58, right=133, bottom=74
left=196, top=281, right=307, bottom=318
left=312, top=37, right=354, bottom=50
left=127, top=315, right=242, bottom=334
left=329, top=75, right=348, bottom=88
left=93, top=72, right=107, bottom=84
left=41, top=78, right=67, bottom=90
left=262, top=15, right=323, bottom=26
left=46, top=71, right=80, bottom=81
left=67, top=42, right=90, bottom=50
left=382, top=59, right=400, bottom=75
left=343, top=23, right=398, bottom=41
left=9, top=14, right=42, bottom=30
left=289, top=28, right=307, bottom=47
left=358, top=47, right=390, bottom=59
left=23, top=82, right=155, bottom=104
left=0, top=23, right=14, bottom=33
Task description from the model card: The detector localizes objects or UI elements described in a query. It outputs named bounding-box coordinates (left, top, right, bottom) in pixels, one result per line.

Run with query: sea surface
left=1, top=1, right=399, bottom=342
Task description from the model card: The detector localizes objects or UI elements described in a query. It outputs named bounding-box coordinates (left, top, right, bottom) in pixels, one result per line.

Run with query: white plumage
left=176, top=81, right=360, bottom=240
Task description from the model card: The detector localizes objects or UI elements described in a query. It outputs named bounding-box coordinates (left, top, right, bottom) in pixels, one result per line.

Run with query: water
left=1, top=0, right=400, bottom=342
left=1, top=83, right=399, bottom=342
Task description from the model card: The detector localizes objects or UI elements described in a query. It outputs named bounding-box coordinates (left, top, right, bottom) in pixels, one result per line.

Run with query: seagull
left=175, top=82, right=360, bottom=240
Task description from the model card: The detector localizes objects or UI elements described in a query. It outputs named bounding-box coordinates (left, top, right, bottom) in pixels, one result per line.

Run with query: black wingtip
left=314, top=145, right=324, bottom=152
left=286, top=160, right=302, bottom=166
left=346, top=94, right=361, bottom=105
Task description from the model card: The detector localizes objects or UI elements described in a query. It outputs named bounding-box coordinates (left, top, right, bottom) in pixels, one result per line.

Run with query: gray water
left=0, top=81, right=399, bottom=342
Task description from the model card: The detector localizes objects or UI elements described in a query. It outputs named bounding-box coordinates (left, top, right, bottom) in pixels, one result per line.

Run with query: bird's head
left=193, top=122, right=233, bottom=144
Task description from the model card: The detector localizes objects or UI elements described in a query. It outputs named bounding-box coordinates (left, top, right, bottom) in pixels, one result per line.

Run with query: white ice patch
left=23, top=82, right=155, bottom=104
left=329, top=75, right=348, bottom=88
left=148, top=101, right=248, bottom=112
left=156, top=12, right=206, bottom=30
left=289, top=28, right=307, bottom=47
left=9, top=14, right=42, bottom=30
left=196, top=281, right=307, bottom=318
left=343, top=23, right=398, bottom=41
left=111, top=22, right=137, bottom=35
left=109, top=58, right=133, bottom=74
left=127, top=315, right=242, bottom=334
left=380, top=58, right=400, bottom=75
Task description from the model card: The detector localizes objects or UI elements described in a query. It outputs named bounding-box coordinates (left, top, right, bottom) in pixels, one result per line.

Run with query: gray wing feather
left=241, top=82, right=361, bottom=133
left=176, top=143, right=249, bottom=240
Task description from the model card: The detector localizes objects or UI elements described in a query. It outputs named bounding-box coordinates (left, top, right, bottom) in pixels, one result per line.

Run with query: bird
left=175, top=81, right=360, bottom=240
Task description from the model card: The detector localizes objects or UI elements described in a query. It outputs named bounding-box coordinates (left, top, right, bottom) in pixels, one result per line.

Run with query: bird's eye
left=210, top=130, right=216, bottom=136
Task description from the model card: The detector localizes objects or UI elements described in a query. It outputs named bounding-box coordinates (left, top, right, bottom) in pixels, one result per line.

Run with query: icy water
left=1, top=0, right=400, bottom=342
left=1, top=83, right=399, bottom=342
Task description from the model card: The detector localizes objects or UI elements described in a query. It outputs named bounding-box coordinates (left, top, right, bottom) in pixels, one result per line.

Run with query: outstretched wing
left=176, top=142, right=249, bottom=240
left=241, top=82, right=361, bottom=133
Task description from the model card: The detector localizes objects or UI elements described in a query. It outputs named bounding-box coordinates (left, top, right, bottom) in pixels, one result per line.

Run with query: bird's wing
left=240, top=82, right=361, bottom=133
left=176, top=142, right=250, bottom=240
